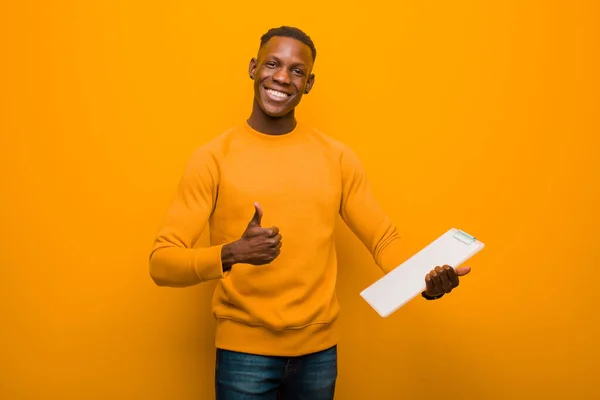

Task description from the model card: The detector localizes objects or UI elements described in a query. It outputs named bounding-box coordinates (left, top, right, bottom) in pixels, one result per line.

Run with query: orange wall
left=1, top=1, right=599, bottom=399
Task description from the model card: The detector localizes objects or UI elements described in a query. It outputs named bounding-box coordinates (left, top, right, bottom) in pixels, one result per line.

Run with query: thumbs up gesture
left=222, top=203, right=283, bottom=268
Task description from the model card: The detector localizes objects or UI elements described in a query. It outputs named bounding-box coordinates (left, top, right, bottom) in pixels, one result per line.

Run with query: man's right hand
left=221, top=202, right=282, bottom=269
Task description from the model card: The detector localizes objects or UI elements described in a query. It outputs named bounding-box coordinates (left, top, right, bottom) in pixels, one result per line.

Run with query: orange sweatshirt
left=149, top=121, right=405, bottom=356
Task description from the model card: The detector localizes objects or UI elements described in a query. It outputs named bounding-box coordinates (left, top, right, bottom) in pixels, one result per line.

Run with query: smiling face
left=249, top=36, right=315, bottom=118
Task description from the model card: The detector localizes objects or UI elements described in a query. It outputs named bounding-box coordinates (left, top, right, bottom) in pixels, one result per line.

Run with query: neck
left=247, top=99, right=296, bottom=135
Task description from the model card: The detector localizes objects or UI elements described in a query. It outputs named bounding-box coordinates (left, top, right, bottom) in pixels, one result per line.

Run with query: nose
left=272, top=68, right=291, bottom=85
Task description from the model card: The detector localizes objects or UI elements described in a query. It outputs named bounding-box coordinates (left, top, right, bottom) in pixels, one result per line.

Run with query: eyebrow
left=267, top=55, right=307, bottom=68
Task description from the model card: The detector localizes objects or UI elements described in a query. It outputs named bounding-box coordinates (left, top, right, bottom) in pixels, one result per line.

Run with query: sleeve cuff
left=193, top=244, right=225, bottom=282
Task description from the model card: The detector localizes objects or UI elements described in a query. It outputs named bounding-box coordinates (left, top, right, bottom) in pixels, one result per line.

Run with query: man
left=149, top=26, right=471, bottom=400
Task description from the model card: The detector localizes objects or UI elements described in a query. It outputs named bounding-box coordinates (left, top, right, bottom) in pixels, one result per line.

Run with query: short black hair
left=260, top=26, right=317, bottom=61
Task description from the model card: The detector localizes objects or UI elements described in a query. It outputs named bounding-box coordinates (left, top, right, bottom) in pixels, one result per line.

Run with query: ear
left=304, top=73, right=315, bottom=94
left=248, top=58, right=257, bottom=80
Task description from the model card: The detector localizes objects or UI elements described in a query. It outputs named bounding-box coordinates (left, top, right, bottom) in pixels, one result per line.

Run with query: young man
left=149, top=26, right=471, bottom=400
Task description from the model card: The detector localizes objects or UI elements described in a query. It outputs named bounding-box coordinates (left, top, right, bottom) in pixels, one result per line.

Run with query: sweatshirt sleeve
left=149, top=147, right=224, bottom=287
left=338, top=146, right=405, bottom=274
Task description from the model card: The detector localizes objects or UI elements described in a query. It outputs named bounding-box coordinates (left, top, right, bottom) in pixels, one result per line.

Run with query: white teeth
left=266, top=89, right=289, bottom=98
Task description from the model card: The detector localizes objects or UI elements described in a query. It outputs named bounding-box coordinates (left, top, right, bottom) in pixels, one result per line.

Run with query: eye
left=293, top=69, right=304, bottom=76
left=265, top=61, right=277, bottom=68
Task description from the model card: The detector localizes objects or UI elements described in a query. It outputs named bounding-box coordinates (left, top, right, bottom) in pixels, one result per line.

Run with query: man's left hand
left=424, top=265, right=471, bottom=297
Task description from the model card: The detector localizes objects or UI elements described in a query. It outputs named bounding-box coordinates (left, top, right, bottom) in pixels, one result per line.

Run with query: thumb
left=248, top=202, right=263, bottom=227
left=456, top=266, right=471, bottom=276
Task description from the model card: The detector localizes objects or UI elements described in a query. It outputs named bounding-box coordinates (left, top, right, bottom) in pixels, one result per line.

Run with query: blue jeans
left=215, top=345, right=337, bottom=400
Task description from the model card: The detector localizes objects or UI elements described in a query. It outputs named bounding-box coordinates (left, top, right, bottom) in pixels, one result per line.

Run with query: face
left=249, top=36, right=315, bottom=118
